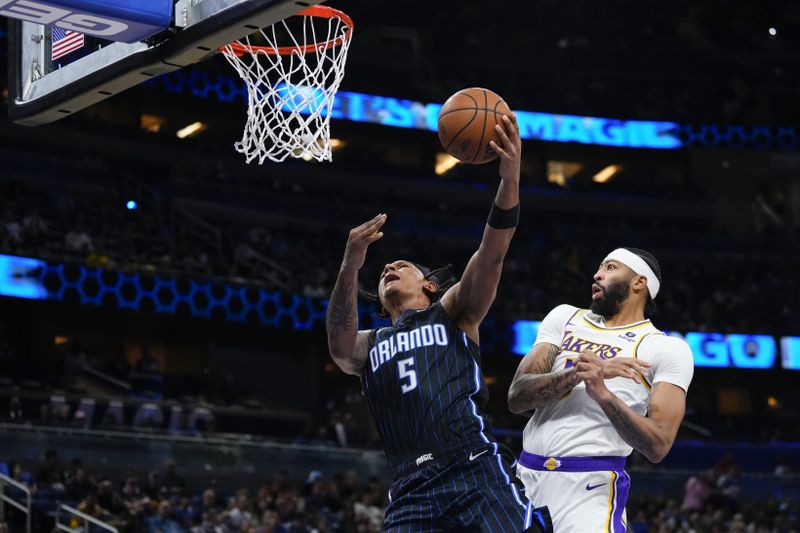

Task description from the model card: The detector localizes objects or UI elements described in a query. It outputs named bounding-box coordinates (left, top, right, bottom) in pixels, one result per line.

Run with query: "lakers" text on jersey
left=560, top=331, right=624, bottom=359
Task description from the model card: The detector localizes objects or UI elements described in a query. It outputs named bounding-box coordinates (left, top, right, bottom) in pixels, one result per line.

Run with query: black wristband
left=487, top=202, right=520, bottom=229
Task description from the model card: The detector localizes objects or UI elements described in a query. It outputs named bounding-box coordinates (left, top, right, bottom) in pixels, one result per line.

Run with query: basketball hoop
left=220, top=6, right=354, bottom=164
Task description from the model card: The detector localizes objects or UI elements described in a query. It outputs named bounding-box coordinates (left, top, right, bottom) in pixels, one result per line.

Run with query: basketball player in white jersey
left=507, top=247, right=694, bottom=533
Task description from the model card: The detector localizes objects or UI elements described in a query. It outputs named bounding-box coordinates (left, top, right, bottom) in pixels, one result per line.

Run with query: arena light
left=140, top=113, right=165, bottom=133
left=547, top=161, right=582, bottom=187
left=593, top=164, right=623, bottom=183
left=176, top=121, right=207, bottom=139
left=435, top=153, right=460, bottom=175
left=297, top=138, right=345, bottom=162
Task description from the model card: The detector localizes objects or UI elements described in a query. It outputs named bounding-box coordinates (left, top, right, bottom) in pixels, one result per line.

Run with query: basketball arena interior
left=0, top=1, right=799, bottom=531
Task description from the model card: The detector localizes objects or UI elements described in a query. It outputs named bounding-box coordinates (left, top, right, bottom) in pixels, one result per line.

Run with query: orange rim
left=221, top=5, right=354, bottom=57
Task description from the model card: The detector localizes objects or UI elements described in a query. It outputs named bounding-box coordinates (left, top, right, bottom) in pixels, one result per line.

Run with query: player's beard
left=590, top=278, right=630, bottom=318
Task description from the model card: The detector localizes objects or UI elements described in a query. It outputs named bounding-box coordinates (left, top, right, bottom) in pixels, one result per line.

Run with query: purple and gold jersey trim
left=582, top=315, right=652, bottom=332
left=519, top=451, right=626, bottom=472
left=632, top=331, right=666, bottom=390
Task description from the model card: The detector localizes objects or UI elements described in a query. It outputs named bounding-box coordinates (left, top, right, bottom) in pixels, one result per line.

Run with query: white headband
left=604, top=248, right=660, bottom=299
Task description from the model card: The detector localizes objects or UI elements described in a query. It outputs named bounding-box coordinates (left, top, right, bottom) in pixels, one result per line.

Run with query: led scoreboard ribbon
left=512, top=320, right=798, bottom=371
left=0, top=253, right=796, bottom=370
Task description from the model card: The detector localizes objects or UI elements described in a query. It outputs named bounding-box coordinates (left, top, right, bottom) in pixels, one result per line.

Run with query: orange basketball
left=437, top=87, right=512, bottom=164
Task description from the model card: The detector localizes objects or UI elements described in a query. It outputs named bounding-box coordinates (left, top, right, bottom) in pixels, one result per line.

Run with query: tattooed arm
left=576, top=350, right=687, bottom=463
left=327, top=214, right=386, bottom=375
left=327, top=264, right=370, bottom=375
left=507, top=342, right=580, bottom=413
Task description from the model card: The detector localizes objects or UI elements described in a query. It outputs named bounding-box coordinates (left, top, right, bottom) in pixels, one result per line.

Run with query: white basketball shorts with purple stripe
left=516, top=451, right=630, bottom=533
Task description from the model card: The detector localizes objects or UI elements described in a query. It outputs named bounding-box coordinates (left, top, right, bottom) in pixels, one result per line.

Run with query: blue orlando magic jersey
left=361, top=301, right=493, bottom=471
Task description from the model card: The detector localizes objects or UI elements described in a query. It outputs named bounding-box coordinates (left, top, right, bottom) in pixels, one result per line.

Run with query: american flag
left=51, top=26, right=84, bottom=61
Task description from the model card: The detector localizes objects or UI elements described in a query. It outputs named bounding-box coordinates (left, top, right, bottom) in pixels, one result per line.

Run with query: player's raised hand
left=341, top=214, right=387, bottom=271
left=575, top=349, right=612, bottom=403
left=602, top=358, right=652, bottom=384
left=489, top=114, right=521, bottom=183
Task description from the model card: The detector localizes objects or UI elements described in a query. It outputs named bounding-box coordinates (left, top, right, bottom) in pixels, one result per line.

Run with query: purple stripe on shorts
left=519, top=451, right=627, bottom=472
left=612, top=470, right=631, bottom=532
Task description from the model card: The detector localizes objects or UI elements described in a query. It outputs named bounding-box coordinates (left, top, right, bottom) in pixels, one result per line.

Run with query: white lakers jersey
left=522, top=304, right=694, bottom=457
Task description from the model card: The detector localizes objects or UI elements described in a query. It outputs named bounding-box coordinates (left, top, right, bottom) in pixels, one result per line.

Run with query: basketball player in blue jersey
left=326, top=114, right=551, bottom=533
left=508, top=248, right=694, bottom=532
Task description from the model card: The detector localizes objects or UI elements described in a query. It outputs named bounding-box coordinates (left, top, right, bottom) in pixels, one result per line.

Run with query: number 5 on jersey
left=397, top=357, right=418, bottom=394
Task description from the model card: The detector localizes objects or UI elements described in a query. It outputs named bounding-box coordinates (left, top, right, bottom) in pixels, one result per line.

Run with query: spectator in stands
left=71, top=491, right=109, bottom=528
left=146, top=500, right=181, bottom=533
left=35, top=450, right=62, bottom=488
left=65, top=467, right=95, bottom=503
left=259, top=510, right=279, bottom=532
left=3, top=457, right=33, bottom=521
left=7, top=394, right=22, bottom=420
left=121, top=478, right=149, bottom=533
left=173, top=494, right=198, bottom=530
left=226, top=488, right=254, bottom=530
left=302, top=472, right=324, bottom=514
left=121, top=476, right=143, bottom=503
left=97, top=479, right=126, bottom=516
left=54, top=404, right=73, bottom=426
left=22, top=209, right=47, bottom=250
left=272, top=486, right=303, bottom=529
left=728, top=512, right=747, bottom=532
left=279, top=511, right=322, bottom=532
left=4, top=461, right=25, bottom=484
left=774, top=454, right=794, bottom=477
left=62, top=458, right=84, bottom=485
left=64, top=219, right=94, bottom=254
left=339, top=470, right=360, bottom=501
left=353, top=490, right=383, bottom=528
left=330, top=412, right=348, bottom=448
left=38, top=403, right=51, bottom=425
left=2, top=209, right=22, bottom=249
left=198, top=487, right=222, bottom=518
left=144, top=470, right=162, bottom=500
left=192, top=511, right=223, bottom=533
left=629, top=510, right=648, bottom=533
left=716, top=464, right=743, bottom=513
left=161, top=459, right=187, bottom=492
left=682, top=471, right=711, bottom=510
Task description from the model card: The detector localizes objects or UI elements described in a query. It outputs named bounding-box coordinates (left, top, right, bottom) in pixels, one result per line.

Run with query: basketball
left=437, top=87, right=513, bottom=164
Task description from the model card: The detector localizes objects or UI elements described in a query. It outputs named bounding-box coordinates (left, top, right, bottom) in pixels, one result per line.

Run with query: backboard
left=6, top=0, right=324, bottom=126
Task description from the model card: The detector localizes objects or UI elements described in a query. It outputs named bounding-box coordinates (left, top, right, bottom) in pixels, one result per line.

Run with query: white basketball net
left=221, top=7, right=353, bottom=164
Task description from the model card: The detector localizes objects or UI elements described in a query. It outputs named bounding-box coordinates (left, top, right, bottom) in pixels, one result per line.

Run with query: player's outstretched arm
left=327, top=214, right=386, bottom=375
left=577, top=350, right=686, bottom=463
left=507, top=343, right=580, bottom=413
left=441, top=114, right=521, bottom=336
